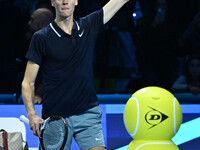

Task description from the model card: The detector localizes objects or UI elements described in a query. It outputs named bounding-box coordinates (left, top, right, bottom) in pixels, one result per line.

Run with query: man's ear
left=75, top=0, right=78, bottom=6
left=51, top=0, right=55, bottom=7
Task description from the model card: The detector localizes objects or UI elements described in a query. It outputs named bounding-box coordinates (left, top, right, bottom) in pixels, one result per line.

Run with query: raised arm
left=103, top=0, right=129, bottom=24
left=21, top=60, right=43, bottom=137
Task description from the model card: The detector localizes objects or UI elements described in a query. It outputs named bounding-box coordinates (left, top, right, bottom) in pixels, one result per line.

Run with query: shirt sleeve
left=84, top=9, right=104, bottom=32
left=25, top=32, right=45, bottom=66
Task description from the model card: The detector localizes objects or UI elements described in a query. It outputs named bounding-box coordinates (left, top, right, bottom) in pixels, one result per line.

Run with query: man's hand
left=28, top=114, right=44, bottom=138
left=34, top=95, right=42, bottom=104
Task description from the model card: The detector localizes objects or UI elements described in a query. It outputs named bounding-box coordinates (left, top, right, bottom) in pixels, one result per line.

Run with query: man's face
left=51, top=0, right=78, bottom=18
left=28, top=11, right=42, bottom=33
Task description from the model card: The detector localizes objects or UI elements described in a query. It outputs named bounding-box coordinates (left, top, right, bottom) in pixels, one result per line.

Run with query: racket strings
left=42, top=119, right=66, bottom=149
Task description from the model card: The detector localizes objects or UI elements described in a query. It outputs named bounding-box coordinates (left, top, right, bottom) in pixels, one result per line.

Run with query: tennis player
left=22, top=0, right=130, bottom=149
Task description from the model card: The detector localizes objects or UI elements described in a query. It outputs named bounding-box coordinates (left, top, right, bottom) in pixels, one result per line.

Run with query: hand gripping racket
left=20, top=115, right=68, bottom=150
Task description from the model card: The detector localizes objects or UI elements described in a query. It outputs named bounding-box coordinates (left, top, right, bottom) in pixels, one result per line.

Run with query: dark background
left=0, top=0, right=200, bottom=100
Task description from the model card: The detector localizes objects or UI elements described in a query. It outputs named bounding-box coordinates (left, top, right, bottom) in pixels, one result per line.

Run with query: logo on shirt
left=95, top=137, right=101, bottom=141
left=79, top=30, right=84, bottom=37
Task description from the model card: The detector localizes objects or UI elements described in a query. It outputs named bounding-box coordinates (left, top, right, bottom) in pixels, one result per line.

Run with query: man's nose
left=62, top=0, right=68, bottom=4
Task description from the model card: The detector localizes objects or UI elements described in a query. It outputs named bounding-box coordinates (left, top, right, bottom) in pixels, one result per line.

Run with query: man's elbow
left=21, top=80, right=27, bottom=91
left=21, top=80, right=34, bottom=92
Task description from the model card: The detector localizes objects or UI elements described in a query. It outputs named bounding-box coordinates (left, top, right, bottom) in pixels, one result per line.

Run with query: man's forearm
left=103, top=0, right=129, bottom=24
left=22, top=82, right=36, bottom=117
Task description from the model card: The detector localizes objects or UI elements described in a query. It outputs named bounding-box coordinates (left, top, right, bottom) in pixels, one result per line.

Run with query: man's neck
left=55, top=15, right=74, bottom=35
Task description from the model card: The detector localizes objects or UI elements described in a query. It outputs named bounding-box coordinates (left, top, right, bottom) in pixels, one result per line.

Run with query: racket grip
left=20, top=115, right=30, bottom=124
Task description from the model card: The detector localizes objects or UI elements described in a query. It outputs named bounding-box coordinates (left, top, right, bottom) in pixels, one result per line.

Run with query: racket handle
left=20, top=115, right=30, bottom=124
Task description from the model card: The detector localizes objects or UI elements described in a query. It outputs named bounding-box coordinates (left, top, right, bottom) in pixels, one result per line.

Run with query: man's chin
left=59, top=12, right=73, bottom=19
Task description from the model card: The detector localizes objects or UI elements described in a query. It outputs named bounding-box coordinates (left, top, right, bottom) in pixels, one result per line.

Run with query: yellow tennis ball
left=127, top=140, right=179, bottom=150
left=124, top=86, right=182, bottom=140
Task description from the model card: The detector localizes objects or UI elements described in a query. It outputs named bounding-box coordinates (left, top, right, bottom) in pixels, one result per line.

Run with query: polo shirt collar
left=50, top=20, right=80, bottom=37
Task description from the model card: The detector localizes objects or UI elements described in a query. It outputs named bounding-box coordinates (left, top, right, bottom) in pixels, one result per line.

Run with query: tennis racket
left=20, top=115, right=68, bottom=150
